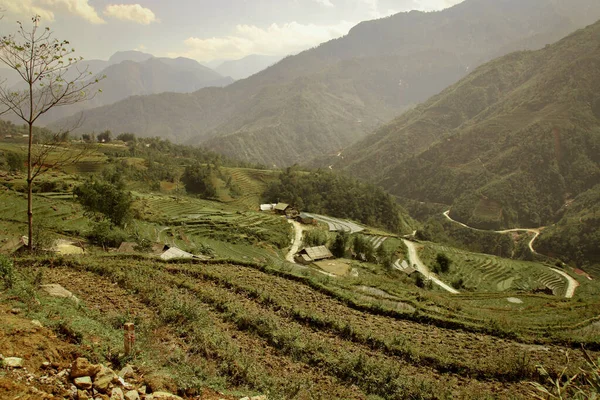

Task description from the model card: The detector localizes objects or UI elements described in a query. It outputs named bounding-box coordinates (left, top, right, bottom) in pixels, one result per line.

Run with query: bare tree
left=0, top=15, right=103, bottom=251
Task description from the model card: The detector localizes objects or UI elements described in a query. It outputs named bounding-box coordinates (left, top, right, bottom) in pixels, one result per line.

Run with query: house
left=259, top=203, right=276, bottom=211
left=274, top=203, right=290, bottom=214
left=295, top=246, right=334, bottom=264
left=297, top=212, right=316, bottom=225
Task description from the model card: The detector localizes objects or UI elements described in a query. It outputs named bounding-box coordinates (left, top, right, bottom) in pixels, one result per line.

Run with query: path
left=442, top=210, right=540, bottom=253
left=550, top=268, right=580, bottom=299
left=443, top=210, right=577, bottom=297
left=402, top=239, right=460, bottom=294
left=286, top=220, right=304, bottom=263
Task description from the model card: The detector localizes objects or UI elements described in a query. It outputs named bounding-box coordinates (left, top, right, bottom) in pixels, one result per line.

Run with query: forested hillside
left=337, top=19, right=600, bottom=239
left=52, top=0, right=600, bottom=166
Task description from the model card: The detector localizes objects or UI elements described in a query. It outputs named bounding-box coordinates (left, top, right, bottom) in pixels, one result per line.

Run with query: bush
left=302, top=229, right=328, bottom=247
left=87, top=221, right=128, bottom=248
left=0, top=255, right=15, bottom=289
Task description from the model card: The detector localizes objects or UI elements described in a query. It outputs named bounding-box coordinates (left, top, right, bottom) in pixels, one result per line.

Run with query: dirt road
left=442, top=210, right=578, bottom=298
left=402, top=239, right=460, bottom=294
left=286, top=220, right=304, bottom=263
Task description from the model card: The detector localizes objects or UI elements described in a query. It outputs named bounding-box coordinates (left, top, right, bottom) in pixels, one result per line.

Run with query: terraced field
left=302, top=213, right=365, bottom=233
left=222, top=167, right=279, bottom=210
left=365, top=235, right=387, bottom=249
left=23, top=256, right=599, bottom=399
left=420, top=243, right=568, bottom=295
left=133, top=192, right=291, bottom=251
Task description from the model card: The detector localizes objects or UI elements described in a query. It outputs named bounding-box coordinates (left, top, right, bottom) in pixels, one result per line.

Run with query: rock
left=124, top=390, right=140, bottom=400
left=118, top=365, right=135, bottom=379
left=42, top=361, right=51, bottom=369
left=240, top=397, right=250, bottom=400
left=251, top=396, right=268, bottom=400
left=2, top=357, right=24, bottom=368
left=40, top=283, right=80, bottom=303
left=110, top=387, right=124, bottom=400
left=74, top=376, right=93, bottom=390
left=10, top=307, right=22, bottom=314
left=116, top=376, right=133, bottom=390
left=137, top=385, right=146, bottom=395
left=150, top=392, right=184, bottom=400
left=93, top=365, right=118, bottom=393
left=31, top=320, right=43, bottom=328
left=78, top=389, right=90, bottom=400
left=71, top=358, right=101, bottom=379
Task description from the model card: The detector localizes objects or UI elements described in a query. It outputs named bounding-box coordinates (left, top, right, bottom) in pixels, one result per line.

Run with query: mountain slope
left=337, top=19, right=600, bottom=230
left=53, top=0, right=600, bottom=166
left=215, top=54, right=282, bottom=80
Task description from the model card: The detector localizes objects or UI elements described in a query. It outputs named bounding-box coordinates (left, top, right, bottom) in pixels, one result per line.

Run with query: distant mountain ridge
left=3, top=51, right=233, bottom=126
left=335, top=18, right=600, bottom=230
left=52, top=0, right=600, bottom=166
left=215, top=55, right=283, bottom=80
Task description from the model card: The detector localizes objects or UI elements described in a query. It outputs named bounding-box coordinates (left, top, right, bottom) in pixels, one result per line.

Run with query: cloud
left=104, top=4, right=158, bottom=25
left=0, top=0, right=105, bottom=24
left=171, top=20, right=354, bottom=62
left=313, top=0, right=334, bottom=7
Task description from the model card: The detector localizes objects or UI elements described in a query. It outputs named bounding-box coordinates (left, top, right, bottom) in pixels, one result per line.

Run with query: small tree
left=0, top=15, right=103, bottom=250
left=435, top=253, right=451, bottom=274
left=181, top=162, right=216, bottom=198
left=97, top=130, right=112, bottom=143
left=74, top=172, right=132, bottom=227
left=330, top=231, right=349, bottom=258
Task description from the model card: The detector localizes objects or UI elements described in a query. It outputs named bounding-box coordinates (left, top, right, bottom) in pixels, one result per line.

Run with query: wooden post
left=124, top=323, right=135, bottom=356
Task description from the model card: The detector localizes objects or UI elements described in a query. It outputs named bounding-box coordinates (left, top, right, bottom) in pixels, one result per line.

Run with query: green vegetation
left=263, top=167, right=411, bottom=233
left=338, top=19, right=600, bottom=268
left=181, top=163, right=217, bottom=198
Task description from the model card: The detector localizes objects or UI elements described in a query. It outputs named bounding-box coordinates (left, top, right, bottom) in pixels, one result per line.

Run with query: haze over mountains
left=1, top=50, right=234, bottom=125
left=214, top=55, right=283, bottom=80
left=335, top=19, right=600, bottom=232
left=51, top=0, right=600, bottom=166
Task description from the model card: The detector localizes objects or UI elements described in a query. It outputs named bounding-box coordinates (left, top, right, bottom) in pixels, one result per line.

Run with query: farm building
left=259, top=203, right=277, bottom=211
left=295, top=246, right=334, bottom=264
left=297, top=212, right=317, bottom=225
left=274, top=203, right=290, bottom=214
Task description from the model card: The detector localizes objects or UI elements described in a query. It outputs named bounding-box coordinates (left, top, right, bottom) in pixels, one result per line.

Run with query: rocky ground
left=0, top=297, right=265, bottom=400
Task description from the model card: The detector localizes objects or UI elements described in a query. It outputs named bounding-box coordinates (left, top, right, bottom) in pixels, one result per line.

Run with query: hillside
left=215, top=54, right=282, bottom=80
left=51, top=0, right=600, bottom=166
left=335, top=19, right=600, bottom=234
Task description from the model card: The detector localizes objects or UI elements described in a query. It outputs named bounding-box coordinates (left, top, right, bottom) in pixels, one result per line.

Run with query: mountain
left=52, top=0, right=600, bottom=166
left=215, top=55, right=283, bottom=80
left=31, top=55, right=232, bottom=125
left=335, top=19, right=600, bottom=232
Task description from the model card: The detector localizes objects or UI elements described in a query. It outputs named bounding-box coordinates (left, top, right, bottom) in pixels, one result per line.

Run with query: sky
left=0, top=0, right=465, bottom=64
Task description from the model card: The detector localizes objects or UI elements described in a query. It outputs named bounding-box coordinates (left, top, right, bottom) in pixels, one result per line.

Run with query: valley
left=1, top=0, right=600, bottom=398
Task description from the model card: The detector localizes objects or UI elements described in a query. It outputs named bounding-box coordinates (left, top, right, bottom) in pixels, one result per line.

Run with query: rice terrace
left=1, top=2, right=600, bottom=399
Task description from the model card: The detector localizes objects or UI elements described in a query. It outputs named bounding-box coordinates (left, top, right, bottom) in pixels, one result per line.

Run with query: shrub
left=87, top=221, right=128, bottom=248
left=0, top=255, right=15, bottom=289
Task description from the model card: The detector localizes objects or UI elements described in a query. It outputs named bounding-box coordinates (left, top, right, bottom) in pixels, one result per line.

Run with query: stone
left=150, top=392, right=184, bottom=400
left=74, top=376, right=93, bottom=390
left=118, top=365, right=135, bottom=379
left=251, top=396, right=268, bottom=400
left=41, top=361, right=51, bottom=369
left=40, top=284, right=80, bottom=304
left=2, top=357, right=24, bottom=368
left=31, top=320, right=43, bottom=328
left=110, top=387, right=124, bottom=400
left=71, top=358, right=101, bottom=379
left=93, top=365, right=118, bottom=393
left=10, top=307, right=22, bottom=314
left=124, top=390, right=140, bottom=400
left=77, top=389, right=90, bottom=400
left=137, top=385, right=146, bottom=395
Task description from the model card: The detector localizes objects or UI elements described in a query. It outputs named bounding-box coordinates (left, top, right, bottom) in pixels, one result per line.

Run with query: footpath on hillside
left=442, top=210, right=579, bottom=298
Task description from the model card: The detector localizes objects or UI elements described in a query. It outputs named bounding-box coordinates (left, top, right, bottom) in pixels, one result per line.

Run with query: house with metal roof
left=274, top=202, right=290, bottom=214
left=295, top=246, right=334, bottom=264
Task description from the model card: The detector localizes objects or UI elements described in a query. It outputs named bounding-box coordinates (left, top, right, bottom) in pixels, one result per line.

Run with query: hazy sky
left=0, top=0, right=464, bottom=63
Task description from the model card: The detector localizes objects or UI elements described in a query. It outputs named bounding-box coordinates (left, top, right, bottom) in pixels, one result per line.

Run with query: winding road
left=402, top=239, right=460, bottom=294
left=442, top=210, right=578, bottom=298
left=286, top=220, right=304, bottom=263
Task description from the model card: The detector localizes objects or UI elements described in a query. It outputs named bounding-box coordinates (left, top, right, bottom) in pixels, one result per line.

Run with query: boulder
left=110, top=387, right=124, bottom=400
left=93, top=365, right=118, bottom=393
left=40, top=284, right=80, bottom=303
left=124, top=390, right=140, bottom=400
left=118, top=365, right=135, bottom=379
left=74, top=376, right=93, bottom=390
left=77, top=389, right=90, bottom=400
left=71, top=358, right=101, bottom=379
left=2, top=357, right=24, bottom=368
